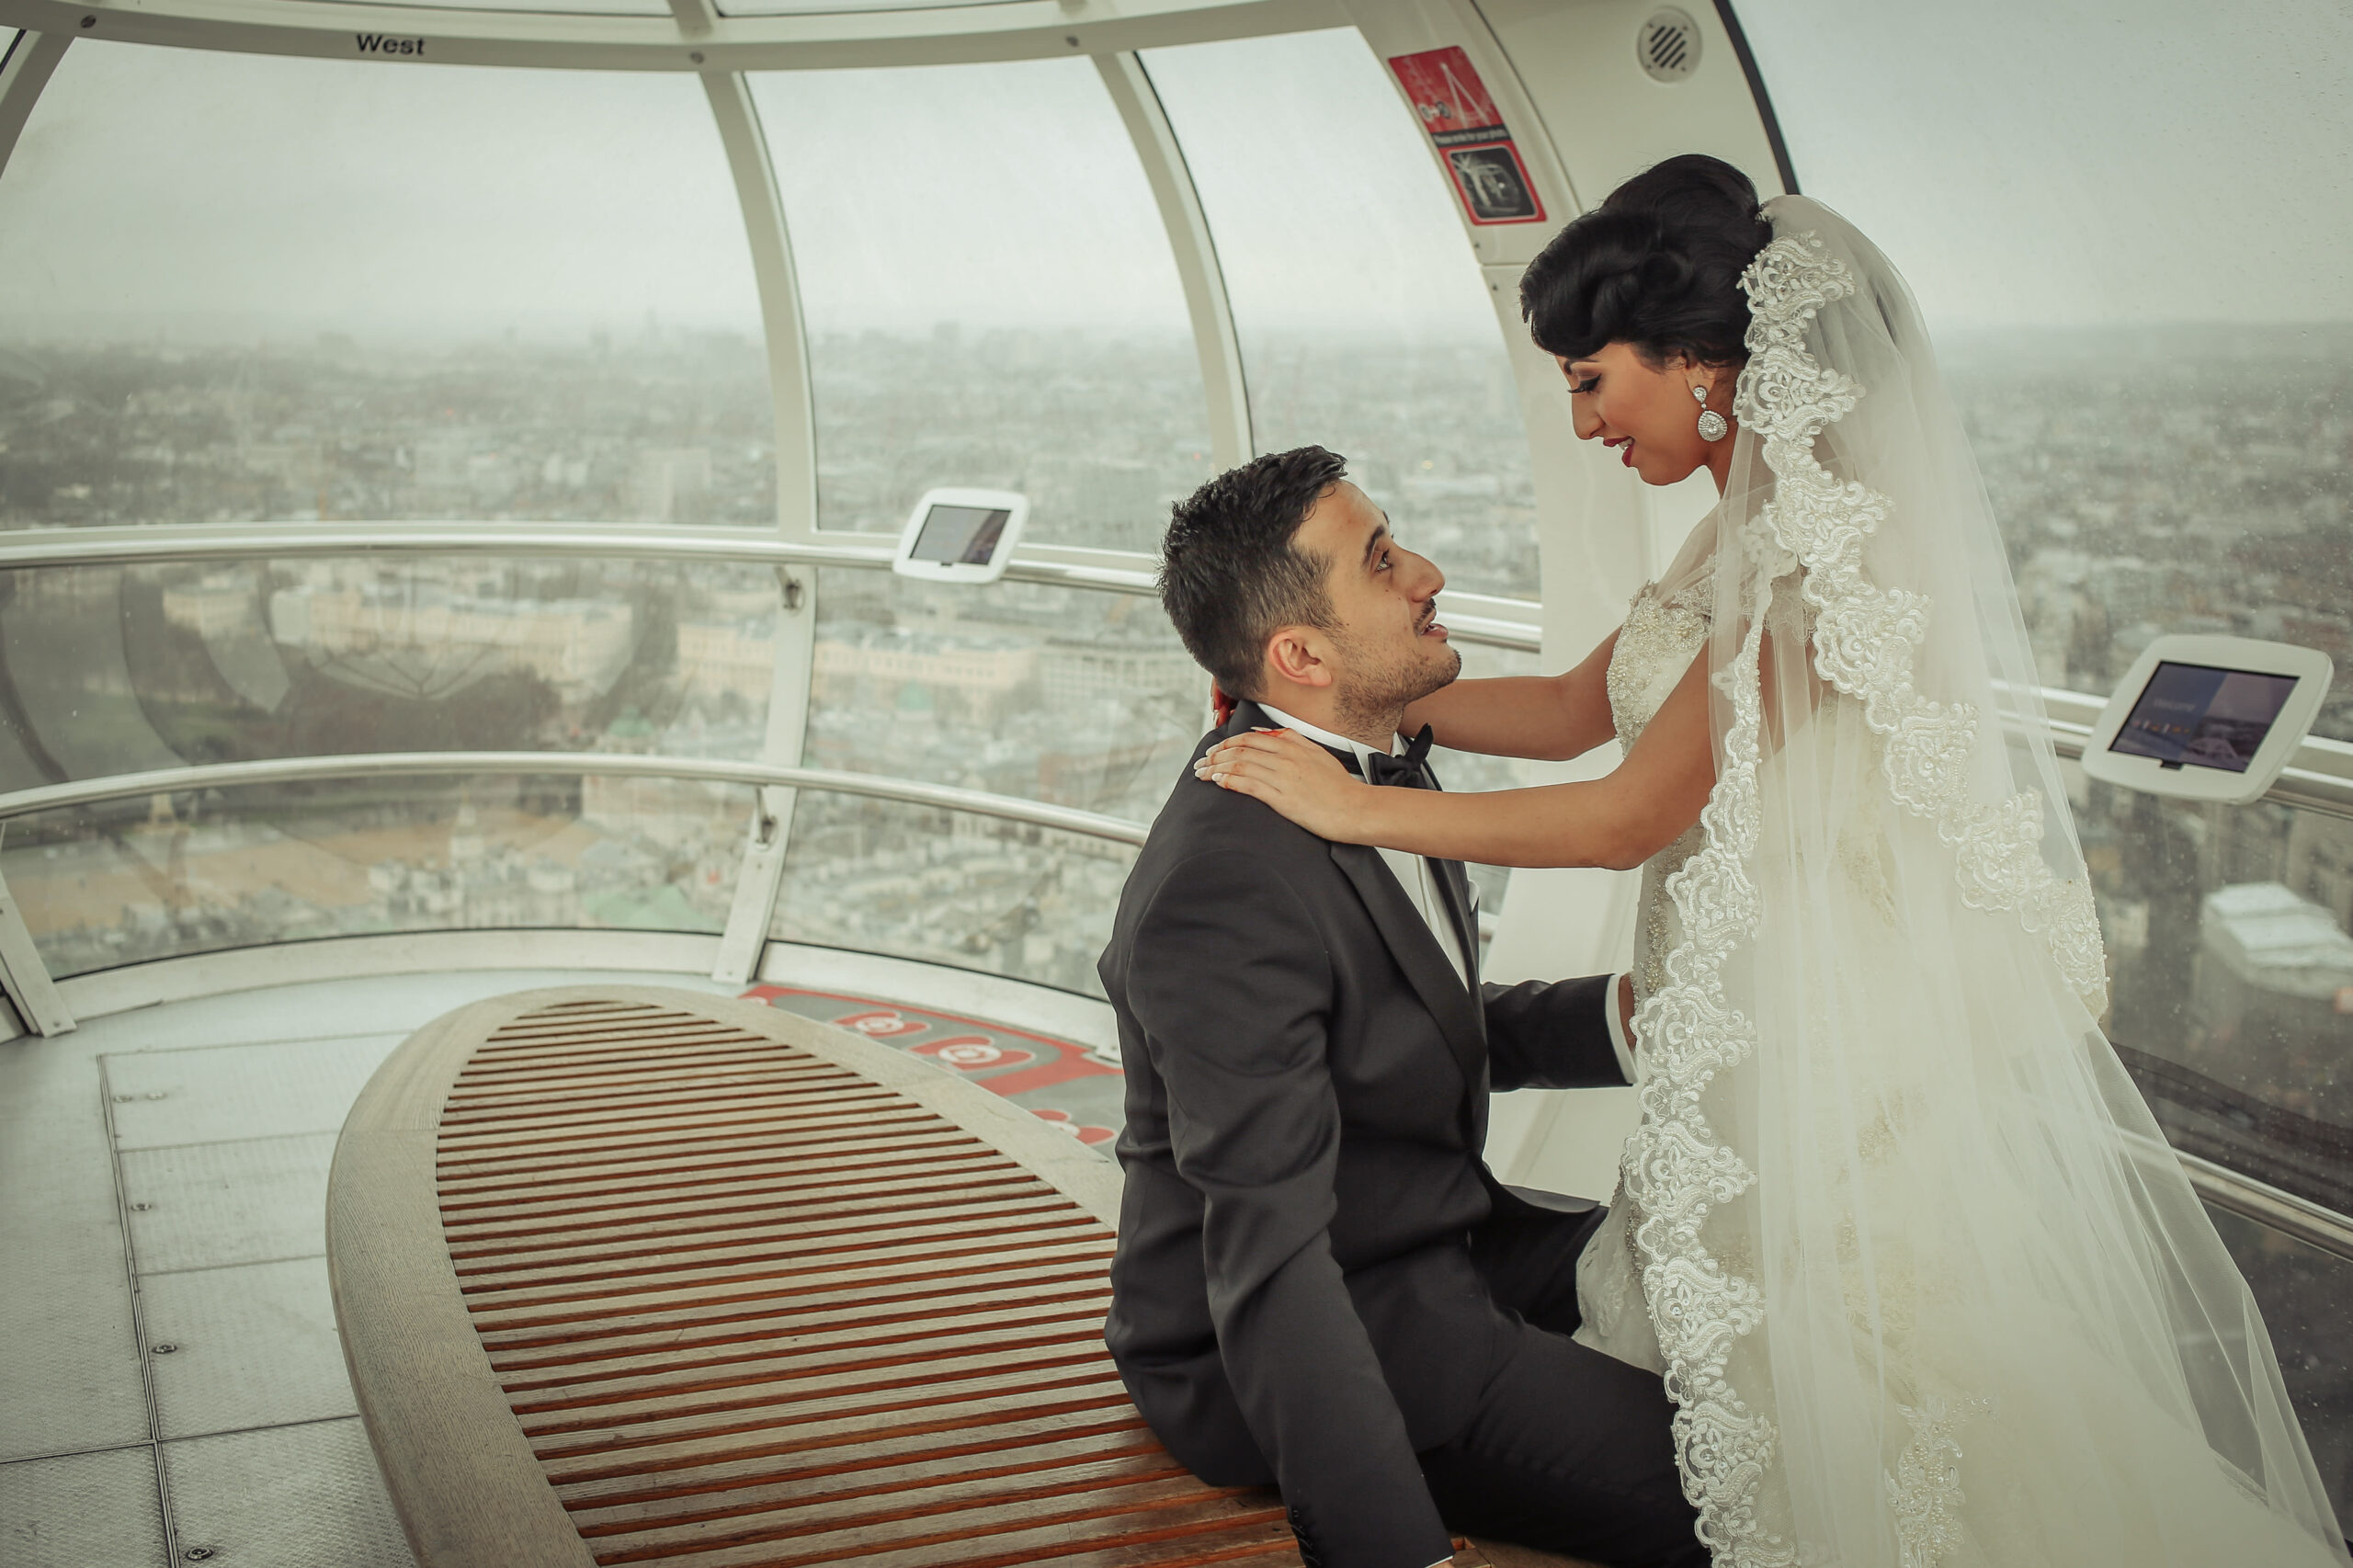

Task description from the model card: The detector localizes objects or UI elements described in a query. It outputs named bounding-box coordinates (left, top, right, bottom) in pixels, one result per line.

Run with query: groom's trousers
left=1417, top=1201, right=1710, bottom=1568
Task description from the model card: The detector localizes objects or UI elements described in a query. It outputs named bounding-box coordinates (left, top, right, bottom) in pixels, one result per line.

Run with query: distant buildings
left=0, top=324, right=2346, bottom=1119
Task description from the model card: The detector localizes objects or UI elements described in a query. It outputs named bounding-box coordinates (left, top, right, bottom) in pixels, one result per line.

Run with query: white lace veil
left=1627, top=197, right=2350, bottom=1566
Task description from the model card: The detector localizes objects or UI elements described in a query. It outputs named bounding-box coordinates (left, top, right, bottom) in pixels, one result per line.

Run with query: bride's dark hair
left=1519, top=153, right=1773, bottom=369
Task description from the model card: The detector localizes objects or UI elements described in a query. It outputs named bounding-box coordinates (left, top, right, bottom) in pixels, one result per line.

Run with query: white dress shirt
left=1251, top=703, right=1637, bottom=1086
left=1255, top=703, right=1472, bottom=987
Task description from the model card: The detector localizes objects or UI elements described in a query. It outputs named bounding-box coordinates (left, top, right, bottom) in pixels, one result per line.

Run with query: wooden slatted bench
left=326, top=984, right=1586, bottom=1568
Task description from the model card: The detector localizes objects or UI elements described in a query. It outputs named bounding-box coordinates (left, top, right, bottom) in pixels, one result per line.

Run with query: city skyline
left=0, top=323, right=2344, bottom=1117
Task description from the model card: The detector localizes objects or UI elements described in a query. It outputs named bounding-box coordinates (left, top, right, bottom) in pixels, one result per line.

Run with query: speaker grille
left=1639, top=7, right=1702, bottom=83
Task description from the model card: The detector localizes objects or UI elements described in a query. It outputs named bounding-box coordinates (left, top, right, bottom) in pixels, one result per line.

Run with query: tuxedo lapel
left=1327, top=842, right=1487, bottom=1092
left=1429, top=851, right=1480, bottom=990
left=1228, top=699, right=1486, bottom=1090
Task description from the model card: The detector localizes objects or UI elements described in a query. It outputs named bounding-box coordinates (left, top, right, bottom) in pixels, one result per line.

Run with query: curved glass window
left=0, top=44, right=770, bottom=528
left=1742, top=0, right=2353, bottom=742
left=0, top=558, right=785, bottom=791
left=772, top=800, right=1137, bottom=997
left=777, top=565, right=1199, bottom=999
left=1142, top=29, right=1540, bottom=601
left=753, top=60, right=1211, bottom=552
left=3, top=773, right=738, bottom=978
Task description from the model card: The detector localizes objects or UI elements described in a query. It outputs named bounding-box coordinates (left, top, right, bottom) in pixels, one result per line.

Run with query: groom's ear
left=1261, top=626, right=1335, bottom=693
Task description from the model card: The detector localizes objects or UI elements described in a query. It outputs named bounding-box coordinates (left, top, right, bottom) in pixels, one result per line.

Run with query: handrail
left=1998, top=682, right=2353, bottom=824
left=2176, top=1149, right=2353, bottom=1267
left=3, top=746, right=2344, bottom=1251
left=0, top=752, right=1153, bottom=847
left=3, top=521, right=2345, bottom=799
left=0, top=522, right=1546, bottom=652
left=0, top=522, right=1159, bottom=594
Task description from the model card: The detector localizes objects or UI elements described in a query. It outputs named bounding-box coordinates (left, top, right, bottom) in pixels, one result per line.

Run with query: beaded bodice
left=1606, top=568, right=1714, bottom=1001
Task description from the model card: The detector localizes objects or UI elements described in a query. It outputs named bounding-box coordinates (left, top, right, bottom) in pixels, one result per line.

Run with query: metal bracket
left=0, top=851, right=74, bottom=1036
left=711, top=784, right=794, bottom=985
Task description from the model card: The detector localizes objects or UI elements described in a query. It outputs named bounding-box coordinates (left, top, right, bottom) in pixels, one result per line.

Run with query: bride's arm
left=1395, top=629, right=1620, bottom=762
left=1202, top=646, right=1713, bottom=870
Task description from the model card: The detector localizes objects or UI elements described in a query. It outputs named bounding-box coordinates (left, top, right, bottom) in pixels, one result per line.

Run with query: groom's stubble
left=1325, top=615, right=1461, bottom=744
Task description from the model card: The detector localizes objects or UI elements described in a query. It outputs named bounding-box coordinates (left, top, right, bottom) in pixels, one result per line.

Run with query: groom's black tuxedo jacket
left=1099, top=701, right=1629, bottom=1568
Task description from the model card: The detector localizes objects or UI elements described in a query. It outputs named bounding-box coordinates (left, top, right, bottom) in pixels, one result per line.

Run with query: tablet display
left=2109, top=662, right=2300, bottom=774
left=908, top=504, right=1013, bottom=567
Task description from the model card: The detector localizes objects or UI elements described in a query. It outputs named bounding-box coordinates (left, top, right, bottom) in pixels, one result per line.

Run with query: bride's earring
left=1692, top=384, right=1729, bottom=442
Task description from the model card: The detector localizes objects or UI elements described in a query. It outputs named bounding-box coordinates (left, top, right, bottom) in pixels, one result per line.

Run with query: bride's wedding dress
left=1562, top=199, right=2348, bottom=1568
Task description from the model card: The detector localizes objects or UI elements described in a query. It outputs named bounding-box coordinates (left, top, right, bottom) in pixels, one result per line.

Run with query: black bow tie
left=1362, top=725, right=1436, bottom=789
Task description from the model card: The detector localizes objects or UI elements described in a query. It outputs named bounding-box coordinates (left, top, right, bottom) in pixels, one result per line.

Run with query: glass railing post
left=703, top=59, right=821, bottom=979
left=714, top=781, right=794, bottom=984
left=0, top=853, right=74, bottom=1036
left=0, top=28, right=71, bottom=181
left=1097, top=51, right=1253, bottom=472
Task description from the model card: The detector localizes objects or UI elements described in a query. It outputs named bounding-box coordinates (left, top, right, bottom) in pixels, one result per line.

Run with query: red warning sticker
left=1387, top=46, right=1547, bottom=227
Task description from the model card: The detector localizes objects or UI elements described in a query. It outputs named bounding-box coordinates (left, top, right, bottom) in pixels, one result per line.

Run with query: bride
left=1197, top=156, right=2349, bottom=1567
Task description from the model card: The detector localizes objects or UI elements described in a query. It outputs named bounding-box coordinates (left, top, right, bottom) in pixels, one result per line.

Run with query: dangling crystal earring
left=1692, top=384, right=1729, bottom=442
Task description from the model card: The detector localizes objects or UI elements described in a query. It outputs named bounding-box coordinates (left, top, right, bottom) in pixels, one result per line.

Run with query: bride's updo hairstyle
left=1519, top=153, right=1774, bottom=369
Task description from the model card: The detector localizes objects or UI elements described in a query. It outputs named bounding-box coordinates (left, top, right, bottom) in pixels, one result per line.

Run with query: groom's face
left=1290, top=481, right=1461, bottom=715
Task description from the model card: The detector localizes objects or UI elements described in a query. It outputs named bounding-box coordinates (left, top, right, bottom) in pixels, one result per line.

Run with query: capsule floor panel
left=0, top=962, right=1112, bottom=1566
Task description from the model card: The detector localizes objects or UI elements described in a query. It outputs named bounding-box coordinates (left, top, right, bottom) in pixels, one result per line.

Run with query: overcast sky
left=0, top=42, right=765, bottom=342
left=1741, top=0, right=2352, bottom=329
left=0, top=2, right=2345, bottom=344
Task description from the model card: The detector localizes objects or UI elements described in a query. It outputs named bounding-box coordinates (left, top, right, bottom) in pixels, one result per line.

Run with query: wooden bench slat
left=517, top=1343, right=1115, bottom=1428
left=465, top=1250, right=1118, bottom=1331
left=608, top=1489, right=1285, bottom=1568
left=437, top=1131, right=995, bottom=1196
left=449, top=1177, right=1063, bottom=1238
left=570, top=1449, right=1183, bottom=1541
left=462, top=1233, right=1118, bottom=1302
left=440, top=1145, right=1020, bottom=1218
left=437, top=1103, right=945, bottom=1159
left=582, top=1472, right=1252, bottom=1566
left=461, top=1036, right=790, bottom=1073
left=444, top=1076, right=891, bottom=1120
left=436, top=1114, right=962, bottom=1172
left=547, top=1411, right=1159, bottom=1500
left=543, top=1382, right=1142, bottom=1484
left=446, top=1078, right=883, bottom=1116
left=518, top=1362, right=1127, bottom=1442
left=469, top=1273, right=1115, bottom=1350
left=455, top=1046, right=824, bottom=1085
left=547, top=1430, right=1165, bottom=1513
left=499, top=1326, right=1115, bottom=1405
left=448, top=1190, right=1080, bottom=1261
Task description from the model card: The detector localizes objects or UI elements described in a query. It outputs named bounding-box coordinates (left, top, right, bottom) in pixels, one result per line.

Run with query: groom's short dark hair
left=1159, top=446, right=1346, bottom=701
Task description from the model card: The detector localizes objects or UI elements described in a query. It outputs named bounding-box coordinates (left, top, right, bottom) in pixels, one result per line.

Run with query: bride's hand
left=1196, top=728, right=1370, bottom=842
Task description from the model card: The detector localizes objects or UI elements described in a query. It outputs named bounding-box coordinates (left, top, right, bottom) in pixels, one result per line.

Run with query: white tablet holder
left=890, top=488, right=1030, bottom=585
left=2078, top=634, right=2334, bottom=805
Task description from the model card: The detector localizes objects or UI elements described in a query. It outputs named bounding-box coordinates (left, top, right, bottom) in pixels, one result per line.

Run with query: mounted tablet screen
left=891, top=488, right=1029, bottom=584
left=2109, top=663, right=2299, bottom=774
left=909, top=504, right=1013, bottom=566
left=2079, top=634, right=2333, bottom=804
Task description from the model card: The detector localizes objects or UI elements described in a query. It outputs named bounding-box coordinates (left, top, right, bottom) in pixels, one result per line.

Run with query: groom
left=1099, top=447, right=1703, bottom=1568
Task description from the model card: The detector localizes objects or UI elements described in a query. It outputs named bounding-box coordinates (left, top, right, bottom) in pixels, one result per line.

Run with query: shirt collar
left=1253, top=701, right=1396, bottom=771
